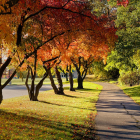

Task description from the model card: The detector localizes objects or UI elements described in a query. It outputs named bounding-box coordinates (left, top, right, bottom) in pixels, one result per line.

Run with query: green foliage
left=36, top=65, right=46, bottom=78
left=90, top=0, right=108, bottom=16
left=105, top=49, right=137, bottom=72
left=118, top=71, right=140, bottom=85
left=16, top=71, right=28, bottom=78
left=133, top=49, right=140, bottom=69
left=93, top=61, right=119, bottom=80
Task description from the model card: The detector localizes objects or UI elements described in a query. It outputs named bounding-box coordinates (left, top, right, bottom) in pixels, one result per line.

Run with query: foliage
left=93, top=61, right=119, bottom=80
left=0, top=82, right=102, bottom=140
left=16, top=71, right=28, bottom=78
left=105, top=49, right=137, bottom=72
left=103, top=0, right=140, bottom=80
left=118, top=70, right=140, bottom=85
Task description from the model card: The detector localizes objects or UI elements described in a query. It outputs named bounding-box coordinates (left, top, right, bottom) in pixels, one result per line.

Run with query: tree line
left=0, top=0, right=119, bottom=104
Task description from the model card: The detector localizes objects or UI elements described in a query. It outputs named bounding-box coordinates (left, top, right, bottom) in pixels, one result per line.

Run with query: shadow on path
left=95, top=82, right=140, bottom=140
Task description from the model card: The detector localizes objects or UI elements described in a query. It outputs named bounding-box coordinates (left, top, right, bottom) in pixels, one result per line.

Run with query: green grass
left=2, top=78, right=71, bottom=85
left=0, top=82, right=102, bottom=140
left=118, top=85, right=140, bottom=105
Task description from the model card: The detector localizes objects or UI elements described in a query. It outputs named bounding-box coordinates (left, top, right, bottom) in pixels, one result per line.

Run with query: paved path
left=3, top=85, right=53, bottom=99
left=95, top=82, right=140, bottom=140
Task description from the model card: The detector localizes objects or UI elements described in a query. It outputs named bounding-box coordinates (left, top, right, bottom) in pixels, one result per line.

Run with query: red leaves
left=117, top=0, right=129, bottom=7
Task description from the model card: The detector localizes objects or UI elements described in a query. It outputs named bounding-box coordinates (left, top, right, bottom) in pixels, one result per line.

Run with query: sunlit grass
left=0, top=82, right=102, bottom=140
left=119, top=85, right=140, bottom=105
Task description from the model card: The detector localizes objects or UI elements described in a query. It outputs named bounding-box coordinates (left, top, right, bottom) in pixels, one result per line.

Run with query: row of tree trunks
left=25, top=51, right=50, bottom=101
left=49, top=65, right=76, bottom=94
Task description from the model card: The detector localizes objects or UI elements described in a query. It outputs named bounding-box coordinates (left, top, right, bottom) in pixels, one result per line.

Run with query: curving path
left=95, top=82, right=140, bottom=140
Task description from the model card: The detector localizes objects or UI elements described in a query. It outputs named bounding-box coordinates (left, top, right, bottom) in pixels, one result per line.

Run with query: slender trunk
left=29, top=51, right=37, bottom=101
left=0, top=87, right=3, bottom=104
left=48, top=70, right=58, bottom=94
left=55, top=66, right=64, bottom=95
left=65, top=73, right=68, bottom=81
left=0, top=57, right=12, bottom=104
left=25, top=69, right=31, bottom=98
left=34, top=72, right=48, bottom=101
left=30, top=75, right=35, bottom=101
left=77, top=74, right=83, bottom=89
left=69, top=65, right=75, bottom=91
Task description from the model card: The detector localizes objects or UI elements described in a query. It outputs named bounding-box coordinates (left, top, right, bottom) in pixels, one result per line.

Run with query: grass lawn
left=118, top=85, right=140, bottom=105
left=0, top=82, right=102, bottom=140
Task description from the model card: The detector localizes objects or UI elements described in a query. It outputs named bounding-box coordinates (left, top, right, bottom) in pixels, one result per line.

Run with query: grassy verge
left=0, top=82, right=102, bottom=140
left=118, top=85, right=140, bottom=105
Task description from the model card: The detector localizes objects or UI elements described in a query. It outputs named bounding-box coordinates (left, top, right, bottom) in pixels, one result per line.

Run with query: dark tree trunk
left=77, top=74, right=83, bottom=89
left=25, top=67, right=49, bottom=101
left=29, top=74, right=36, bottom=101
left=65, top=73, right=68, bottom=81
left=69, top=65, right=75, bottom=91
left=0, top=57, right=12, bottom=104
left=55, top=66, right=64, bottom=95
left=0, top=87, right=3, bottom=104
left=48, top=70, right=58, bottom=94
left=34, top=72, right=48, bottom=101
left=25, top=51, right=37, bottom=101
left=25, top=69, right=31, bottom=99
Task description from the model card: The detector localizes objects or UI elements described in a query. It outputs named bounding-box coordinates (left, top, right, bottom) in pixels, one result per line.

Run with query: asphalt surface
left=3, top=85, right=53, bottom=99
left=95, top=82, right=140, bottom=140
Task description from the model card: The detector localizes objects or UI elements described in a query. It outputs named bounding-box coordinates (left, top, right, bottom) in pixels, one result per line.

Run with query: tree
left=0, top=0, right=117, bottom=104
left=67, top=30, right=117, bottom=88
left=105, top=0, right=140, bottom=74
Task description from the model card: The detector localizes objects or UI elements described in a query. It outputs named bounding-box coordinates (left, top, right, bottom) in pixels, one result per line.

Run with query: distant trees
left=104, top=0, right=140, bottom=85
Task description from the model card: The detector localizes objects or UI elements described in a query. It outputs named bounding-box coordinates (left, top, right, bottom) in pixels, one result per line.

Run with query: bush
left=118, top=71, right=140, bottom=86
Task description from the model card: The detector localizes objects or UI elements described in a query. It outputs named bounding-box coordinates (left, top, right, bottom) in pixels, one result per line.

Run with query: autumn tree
left=0, top=0, right=117, bottom=103
left=66, top=28, right=117, bottom=88
left=0, top=0, right=90, bottom=103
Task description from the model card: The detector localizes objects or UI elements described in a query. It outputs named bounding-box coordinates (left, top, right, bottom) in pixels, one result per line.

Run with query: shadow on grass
left=63, top=94, right=79, bottom=98
left=123, top=86, right=140, bottom=97
left=64, top=87, right=100, bottom=92
left=0, top=109, right=95, bottom=140
left=38, top=100, right=95, bottom=111
left=76, top=88, right=101, bottom=92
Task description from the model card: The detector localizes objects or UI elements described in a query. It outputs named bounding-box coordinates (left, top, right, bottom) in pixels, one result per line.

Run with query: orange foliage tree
left=0, top=0, right=117, bottom=103
left=61, top=28, right=117, bottom=89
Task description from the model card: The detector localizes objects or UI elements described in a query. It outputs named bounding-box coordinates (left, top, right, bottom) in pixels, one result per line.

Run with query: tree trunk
left=65, top=73, right=68, bottom=81
left=48, top=70, right=58, bottom=94
left=30, top=77, right=35, bottom=101
left=34, top=72, right=48, bottom=101
left=77, top=74, right=83, bottom=89
left=69, top=65, right=75, bottom=91
left=55, top=66, right=64, bottom=95
left=25, top=69, right=31, bottom=99
left=0, top=87, right=3, bottom=104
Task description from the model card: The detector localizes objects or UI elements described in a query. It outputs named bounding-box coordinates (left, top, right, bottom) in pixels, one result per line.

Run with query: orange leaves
left=51, top=47, right=60, bottom=57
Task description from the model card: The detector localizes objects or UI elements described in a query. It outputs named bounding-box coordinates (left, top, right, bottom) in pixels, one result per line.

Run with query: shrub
left=118, top=71, right=140, bottom=86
